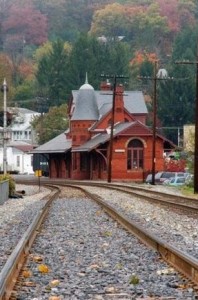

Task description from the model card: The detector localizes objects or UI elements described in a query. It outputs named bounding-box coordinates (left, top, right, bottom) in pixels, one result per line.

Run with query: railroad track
left=63, top=180, right=198, bottom=213
left=1, top=179, right=198, bottom=299
left=16, top=177, right=198, bottom=212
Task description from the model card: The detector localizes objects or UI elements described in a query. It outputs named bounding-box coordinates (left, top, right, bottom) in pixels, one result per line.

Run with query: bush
left=0, top=174, right=16, bottom=196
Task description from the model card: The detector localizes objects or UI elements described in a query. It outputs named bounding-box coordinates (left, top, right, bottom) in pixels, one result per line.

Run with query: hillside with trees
left=0, top=0, right=197, bottom=143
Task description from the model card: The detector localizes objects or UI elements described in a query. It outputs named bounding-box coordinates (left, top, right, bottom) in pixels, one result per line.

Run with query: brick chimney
left=114, top=84, right=125, bottom=124
left=100, top=80, right=112, bottom=91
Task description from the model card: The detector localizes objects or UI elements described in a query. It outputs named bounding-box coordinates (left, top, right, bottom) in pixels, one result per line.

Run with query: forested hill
left=0, top=0, right=197, bottom=144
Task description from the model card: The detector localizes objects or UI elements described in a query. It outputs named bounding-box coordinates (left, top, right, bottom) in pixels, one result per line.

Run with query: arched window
left=127, top=139, right=144, bottom=170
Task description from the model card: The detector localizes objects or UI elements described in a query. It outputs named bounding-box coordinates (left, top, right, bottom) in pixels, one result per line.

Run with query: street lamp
left=1, top=79, right=8, bottom=174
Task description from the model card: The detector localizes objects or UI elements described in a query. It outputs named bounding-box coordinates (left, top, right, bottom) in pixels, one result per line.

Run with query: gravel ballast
left=0, top=185, right=50, bottom=270
left=81, top=186, right=198, bottom=260
left=14, top=190, right=197, bottom=299
left=0, top=184, right=198, bottom=299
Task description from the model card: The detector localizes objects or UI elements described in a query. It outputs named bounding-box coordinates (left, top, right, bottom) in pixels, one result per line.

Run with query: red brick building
left=33, top=79, right=175, bottom=181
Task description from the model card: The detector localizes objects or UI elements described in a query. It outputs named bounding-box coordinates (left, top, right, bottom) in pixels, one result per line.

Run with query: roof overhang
left=31, top=148, right=71, bottom=154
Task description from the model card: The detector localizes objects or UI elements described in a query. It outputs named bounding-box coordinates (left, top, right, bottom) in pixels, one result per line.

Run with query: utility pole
left=152, top=61, right=157, bottom=185
left=101, top=74, right=128, bottom=183
left=139, top=61, right=173, bottom=185
left=2, top=79, right=8, bottom=174
left=175, top=56, right=198, bottom=193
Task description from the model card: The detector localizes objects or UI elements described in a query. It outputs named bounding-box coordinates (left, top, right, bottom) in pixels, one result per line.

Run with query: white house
left=0, top=107, right=40, bottom=174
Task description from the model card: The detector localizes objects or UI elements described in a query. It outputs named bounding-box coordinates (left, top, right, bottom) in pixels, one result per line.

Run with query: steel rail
left=0, top=185, right=60, bottom=300
left=12, top=179, right=198, bottom=285
left=16, top=177, right=198, bottom=208
left=74, top=185, right=198, bottom=286
left=40, top=179, right=198, bottom=213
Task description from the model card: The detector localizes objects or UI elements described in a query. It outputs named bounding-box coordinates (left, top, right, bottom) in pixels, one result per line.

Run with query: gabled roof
left=31, top=121, right=175, bottom=155
left=13, top=145, right=34, bottom=152
left=7, top=141, right=34, bottom=153
left=72, top=121, right=175, bottom=153
left=97, top=91, right=147, bottom=115
left=72, top=122, right=136, bottom=152
left=32, top=132, right=71, bottom=154
left=71, top=90, right=147, bottom=120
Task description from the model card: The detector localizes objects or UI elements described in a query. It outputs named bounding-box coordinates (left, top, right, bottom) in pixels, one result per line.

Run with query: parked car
left=166, top=176, right=186, bottom=186
left=185, top=174, right=194, bottom=185
left=145, top=174, right=152, bottom=184
left=145, top=171, right=186, bottom=185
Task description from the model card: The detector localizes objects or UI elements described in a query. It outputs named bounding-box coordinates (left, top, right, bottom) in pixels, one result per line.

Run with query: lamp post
left=2, top=79, right=8, bottom=174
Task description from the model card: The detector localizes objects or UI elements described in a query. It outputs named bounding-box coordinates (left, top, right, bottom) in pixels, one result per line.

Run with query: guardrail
left=0, top=180, right=9, bottom=205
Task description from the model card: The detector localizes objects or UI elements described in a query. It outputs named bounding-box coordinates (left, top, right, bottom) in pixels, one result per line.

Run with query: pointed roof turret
left=85, top=72, right=88, bottom=83
left=71, top=76, right=99, bottom=121
left=79, top=73, right=94, bottom=90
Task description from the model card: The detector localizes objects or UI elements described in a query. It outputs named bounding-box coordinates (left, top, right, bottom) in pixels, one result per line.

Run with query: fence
left=0, top=180, right=9, bottom=205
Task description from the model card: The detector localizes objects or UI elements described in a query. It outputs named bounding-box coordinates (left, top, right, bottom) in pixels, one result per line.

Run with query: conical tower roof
left=71, top=75, right=99, bottom=121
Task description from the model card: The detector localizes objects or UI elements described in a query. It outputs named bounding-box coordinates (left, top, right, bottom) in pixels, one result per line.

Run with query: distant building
left=33, top=78, right=175, bottom=182
left=0, top=107, right=40, bottom=174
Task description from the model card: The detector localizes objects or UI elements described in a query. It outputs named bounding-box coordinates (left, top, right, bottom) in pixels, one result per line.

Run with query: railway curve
left=0, top=179, right=198, bottom=299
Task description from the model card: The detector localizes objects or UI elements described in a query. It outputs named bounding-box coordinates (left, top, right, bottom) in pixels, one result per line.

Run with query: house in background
left=0, top=107, right=40, bottom=174
left=33, top=78, right=175, bottom=182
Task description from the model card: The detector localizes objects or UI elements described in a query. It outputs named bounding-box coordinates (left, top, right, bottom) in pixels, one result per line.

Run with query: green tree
left=67, top=33, right=130, bottom=90
left=36, top=39, right=71, bottom=109
left=156, top=25, right=197, bottom=143
left=31, top=104, right=68, bottom=144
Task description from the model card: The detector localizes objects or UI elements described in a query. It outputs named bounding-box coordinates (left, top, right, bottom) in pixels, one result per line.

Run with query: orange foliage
left=18, top=60, right=35, bottom=79
left=164, top=158, right=186, bottom=172
left=130, top=51, right=158, bottom=65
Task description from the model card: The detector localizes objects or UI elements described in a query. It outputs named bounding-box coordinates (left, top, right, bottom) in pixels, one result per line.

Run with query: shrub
left=0, top=174, right=16, bottom=196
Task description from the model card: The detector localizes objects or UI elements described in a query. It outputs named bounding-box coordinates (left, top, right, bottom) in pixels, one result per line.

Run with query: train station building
left=32, top=78, right=175, bottom=182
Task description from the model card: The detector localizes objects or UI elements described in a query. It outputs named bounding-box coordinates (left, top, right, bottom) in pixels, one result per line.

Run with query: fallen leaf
left=23, top=281, right=36, bottom=287
left=21, top=270, right=32, bottom=278
left=49, top=279, right=60, bottom=287
left=38, top=264, right=50, bottom=273
left=33, top=255, right=43, bottom=263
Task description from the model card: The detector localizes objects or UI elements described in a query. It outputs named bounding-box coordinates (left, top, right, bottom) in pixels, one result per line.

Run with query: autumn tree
left=90, top=3, right=129, bottom=38
left=2, top=2, right=48, bottom=48
left=157, top=0, right=196, bottom=32
left=0, top=0, right=14, bottom=49
left=0, top=53, right=13, bottom=108
left=31, top=104, right=68, bottom=144
left=33, top=0, right=112, bottom=41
